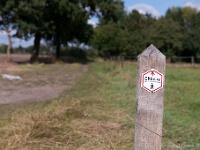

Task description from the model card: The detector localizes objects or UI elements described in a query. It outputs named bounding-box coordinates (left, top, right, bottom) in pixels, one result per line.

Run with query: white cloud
left=184, top=1, right=200, bottom=10
left=87, top=19, right=97, bottom=27
left=128, top=3, right=161, bottom=18
left=87, top=17, right=99, bottom=27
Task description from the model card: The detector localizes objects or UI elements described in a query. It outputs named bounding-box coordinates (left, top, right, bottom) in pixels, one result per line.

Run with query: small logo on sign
left=141, top=69, right=164, bottom=93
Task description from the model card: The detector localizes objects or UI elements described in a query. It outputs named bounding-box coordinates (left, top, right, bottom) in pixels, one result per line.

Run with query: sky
left=124, top=0, right=200, bottom=18
left=1, top=0, right=200, bottom=48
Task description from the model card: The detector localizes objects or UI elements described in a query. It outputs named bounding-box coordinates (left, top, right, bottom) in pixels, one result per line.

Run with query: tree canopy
left=1, top=1, right=200, bottom=62
left=92, top=6, right=200, bottom=59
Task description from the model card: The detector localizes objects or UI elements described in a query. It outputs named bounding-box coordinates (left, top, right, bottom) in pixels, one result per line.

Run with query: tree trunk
left=56, top=35, right=61, bottom=59
left=5, top=28, right=12, bottom=62
left=30, top=32, right=41, bottom=63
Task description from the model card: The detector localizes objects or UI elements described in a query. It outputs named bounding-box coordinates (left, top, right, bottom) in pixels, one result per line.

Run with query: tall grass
left=0, top=61, right=200, bottom=149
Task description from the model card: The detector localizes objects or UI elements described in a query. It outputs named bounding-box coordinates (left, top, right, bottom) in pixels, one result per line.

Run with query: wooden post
left=191, top=56, right=194, bottom=67
left=120, top=56, right=124, bottom=69
left=134, top=44, right=166, bottom=150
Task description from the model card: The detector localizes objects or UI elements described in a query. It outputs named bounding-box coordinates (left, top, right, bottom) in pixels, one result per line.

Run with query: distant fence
left=104, top=56, right=200, bottom=68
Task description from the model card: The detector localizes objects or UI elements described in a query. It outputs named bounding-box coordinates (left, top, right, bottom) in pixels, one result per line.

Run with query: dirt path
left=0, top=62, right=88, bottom=104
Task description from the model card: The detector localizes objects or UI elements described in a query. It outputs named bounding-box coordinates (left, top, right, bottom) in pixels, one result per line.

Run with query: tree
left=166, top=6, right=198, bottom=57
left=15, top=0, right=104, bottom=61
left=182, top=6, right=198, bottom=28
left=182, top=12, right=200, bottom=57
left=45, top=0, right=125, bottom=58
left=123, top=10, right=155, bottom=56
left=91, top=8, right=157, bottom=57
left=44, top=0, right=94, bottom=58
left=97, top=0, right=125, bottom=25
left=92, top=22, right=129, bottom=57
left=0, top=0, right=16, bottom=61
left=91, top=0, right=129, bottom=56
left=166, top=7, right=184, bottom=26
left=15, top=0, right=49, bottom=62
left=149, top=17, right=183, bottom=56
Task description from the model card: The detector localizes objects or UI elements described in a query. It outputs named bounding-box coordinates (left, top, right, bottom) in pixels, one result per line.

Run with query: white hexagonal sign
left=141, top=69, right=164, bottom=93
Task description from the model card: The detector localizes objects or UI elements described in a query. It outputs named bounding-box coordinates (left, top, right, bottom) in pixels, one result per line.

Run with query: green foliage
left=149, top=17, right=183, bottom=56
left=0, top=44, right=8, bottom=53
left=182, top=12, right=200, bottom=57
left=91, top=5, right=200, bottom=59
left=2, top=0, right=200, bottom=60
left=98, top=0, right=125, bottom=24
left=166, top=7, right=184, bottom=25
left=165, top=6, right=200, bottom=57
left=0, top=0, right=15, bottom=28
left=15, top=0, right=46, bottom=38
left=123, top=10, right=156, bottom=56
left=92, top=22, right=129, bottom=56
left=13, top=0, right=123, bottom=59
left=92, top=9, right=156, bottom=57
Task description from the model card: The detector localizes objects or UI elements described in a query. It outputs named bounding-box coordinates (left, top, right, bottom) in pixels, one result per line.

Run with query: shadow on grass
left=38, top=56, right=92, bottom=64
left=10, top=48, right=96, bottom=64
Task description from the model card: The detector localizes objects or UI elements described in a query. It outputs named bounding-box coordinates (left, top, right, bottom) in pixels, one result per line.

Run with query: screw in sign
left=141, top=69, right=164, bottom=93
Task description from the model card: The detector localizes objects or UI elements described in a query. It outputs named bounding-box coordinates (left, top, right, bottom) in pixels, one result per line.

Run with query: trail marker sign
left=134, top=44, right=166, bottom=150
left=141, top=69, right=164, bottom=93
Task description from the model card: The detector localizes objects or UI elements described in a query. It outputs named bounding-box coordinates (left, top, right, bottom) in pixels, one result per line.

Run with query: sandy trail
left=0, top=59, right=88, bottom=104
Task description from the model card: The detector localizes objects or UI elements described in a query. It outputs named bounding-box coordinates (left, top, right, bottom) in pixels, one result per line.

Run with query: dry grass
left=0, top=61, right=135, bottom=149
left=1, top=61, right=199, bottom=149
left=0, top=99, right=130, bottom=149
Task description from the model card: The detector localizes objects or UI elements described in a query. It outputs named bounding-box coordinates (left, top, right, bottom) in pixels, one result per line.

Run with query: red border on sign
left=141, top=69, right=164, bottom=93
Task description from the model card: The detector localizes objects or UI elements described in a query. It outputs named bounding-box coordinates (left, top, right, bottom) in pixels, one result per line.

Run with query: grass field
left=0, top=60, right=200, bottom=149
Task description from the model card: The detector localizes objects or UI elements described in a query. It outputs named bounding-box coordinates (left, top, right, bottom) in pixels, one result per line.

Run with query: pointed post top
left=138, top=44, right=165, bottom=59
left=137, top=44, right=166, bottom=72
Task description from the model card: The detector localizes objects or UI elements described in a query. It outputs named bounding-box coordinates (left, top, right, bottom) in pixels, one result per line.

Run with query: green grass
left=163, top=67, right=200, bottom=149
left=0, top=61, right=200, bottom=149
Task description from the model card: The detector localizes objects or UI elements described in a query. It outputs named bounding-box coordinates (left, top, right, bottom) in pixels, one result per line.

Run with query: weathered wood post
left=134, top=44, right=166, bottom=150
left=191, top=56, right=194, bottom=67
left=120, top=56, right=124, bottom=69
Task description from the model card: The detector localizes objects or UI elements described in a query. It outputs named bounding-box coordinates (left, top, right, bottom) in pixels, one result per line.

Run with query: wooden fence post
left=134, top=44, right=166, bottom=150
left=120, top=56, right=124, bottom=69
left=191, top=56, right=194, bottom=67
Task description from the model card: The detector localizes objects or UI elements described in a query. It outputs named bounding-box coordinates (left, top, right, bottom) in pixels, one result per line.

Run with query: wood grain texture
left=134, top=44, right=166, bottom=150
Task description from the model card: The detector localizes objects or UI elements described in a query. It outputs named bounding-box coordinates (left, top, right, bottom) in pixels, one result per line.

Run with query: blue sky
left=1, top=0, right=200, bottom=48
left=124, top=0, right=200, bottom=17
